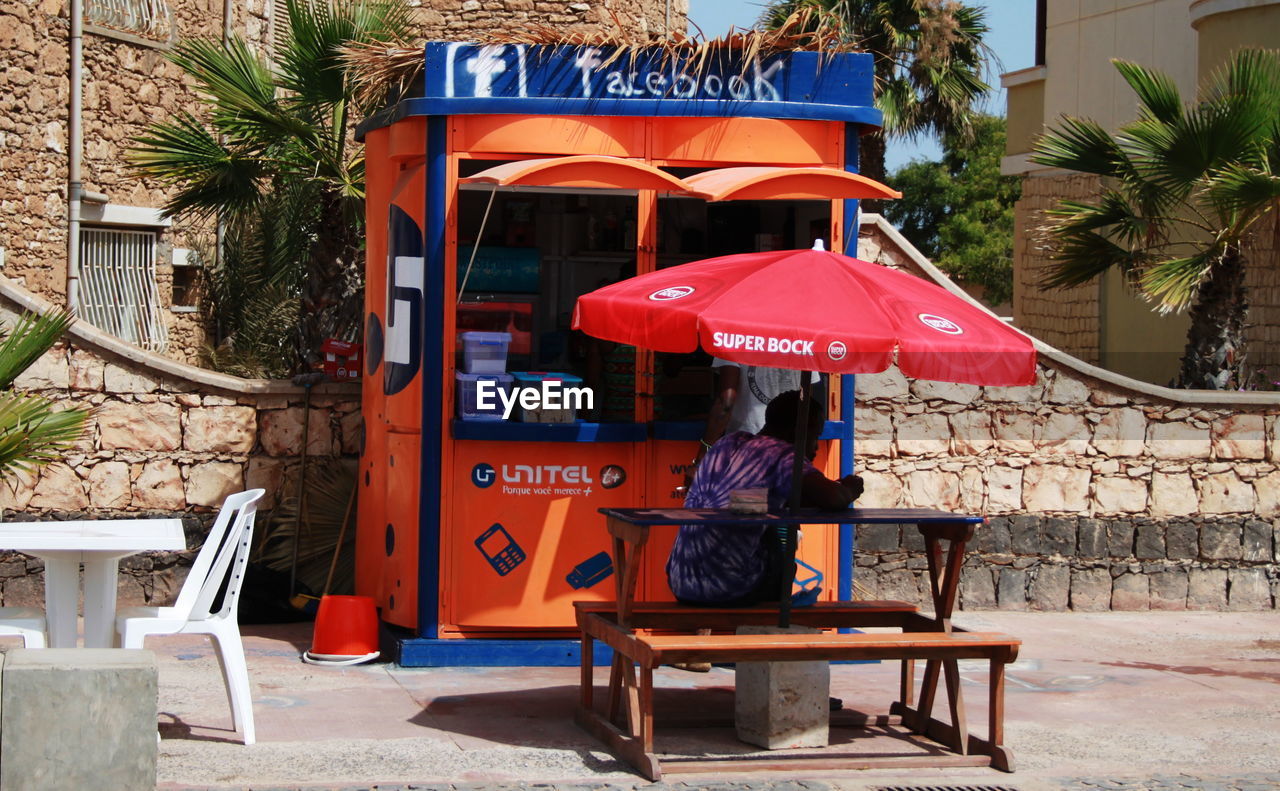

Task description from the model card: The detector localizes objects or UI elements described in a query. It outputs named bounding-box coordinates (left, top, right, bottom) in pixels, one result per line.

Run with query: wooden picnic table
left=574, top=506, right=1020, bottom=780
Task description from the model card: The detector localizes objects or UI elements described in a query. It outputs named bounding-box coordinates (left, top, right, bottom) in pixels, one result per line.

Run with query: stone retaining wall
left=855, top=216, right=1280, bottom=611
left=0, top=281, right=358, bottom=608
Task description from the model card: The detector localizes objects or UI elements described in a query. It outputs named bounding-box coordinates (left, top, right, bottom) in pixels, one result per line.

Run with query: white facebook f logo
left=465, top=45, right=507, bottom=97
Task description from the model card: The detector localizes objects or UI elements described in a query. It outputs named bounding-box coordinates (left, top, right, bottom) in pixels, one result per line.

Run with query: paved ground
left=114, top=611, right=1280, bottom=790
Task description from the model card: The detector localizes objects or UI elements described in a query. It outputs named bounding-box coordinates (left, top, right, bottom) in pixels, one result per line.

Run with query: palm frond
left=1205, top=161, right=1280, bottom=221
left=1031, top=116, right=1130, bottom=177
left=254, top=457, right=358, bottom=596
left=0, top=395, right=90, bottom=479
left=0, top=309, right=75, bottom=388
left=130, top=114, right=268, bottom=221
left=1113, top=58, right=1183, bottom=125
left=1140, top=248, right=1221, bottom=312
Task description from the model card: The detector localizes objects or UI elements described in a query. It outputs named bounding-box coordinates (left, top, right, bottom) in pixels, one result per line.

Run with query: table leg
left=41, top=553, right=81, bottom=648
left=83, top=554, right=126, bottom=648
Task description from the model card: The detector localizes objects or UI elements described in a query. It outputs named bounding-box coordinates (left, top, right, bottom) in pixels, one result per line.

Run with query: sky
left=685, top=0, right=1038, bottom=171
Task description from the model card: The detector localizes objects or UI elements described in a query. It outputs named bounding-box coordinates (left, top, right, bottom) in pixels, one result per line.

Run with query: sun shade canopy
left=459, top=156, right=691, bottom=192
left=682, top=166, right=901, bottom=202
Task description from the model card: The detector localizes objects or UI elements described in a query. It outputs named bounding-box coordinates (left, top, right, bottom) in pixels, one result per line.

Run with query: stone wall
left=856, top=215, right=1279, bottom=611
left=0, top=280, right=358, bottom=608
left=0, top=0, right=680, bottom=367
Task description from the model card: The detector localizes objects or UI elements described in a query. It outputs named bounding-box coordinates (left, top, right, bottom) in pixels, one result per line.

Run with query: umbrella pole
left=780, top=370, right=813, bottom=628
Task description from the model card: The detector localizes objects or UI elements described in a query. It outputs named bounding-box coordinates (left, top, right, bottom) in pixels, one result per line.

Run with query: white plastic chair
left=0, top=607, right=46, bottom=647
left=115, top=489, right=265, bottom=745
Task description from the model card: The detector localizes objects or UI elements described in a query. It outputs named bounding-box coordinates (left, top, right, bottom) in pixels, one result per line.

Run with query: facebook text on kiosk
left=475, top=379, right=594, bottom=421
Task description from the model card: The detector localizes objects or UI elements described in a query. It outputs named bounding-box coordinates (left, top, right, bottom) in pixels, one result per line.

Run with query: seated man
left=666, top=390, right=864, bottom=607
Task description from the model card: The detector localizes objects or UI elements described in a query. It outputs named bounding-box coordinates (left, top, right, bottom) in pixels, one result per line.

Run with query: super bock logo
left=918, top=313, right=964, bottom=335
left=648, top=286, right=695, bottom=301
left=827, top=341, right=847, bottom=361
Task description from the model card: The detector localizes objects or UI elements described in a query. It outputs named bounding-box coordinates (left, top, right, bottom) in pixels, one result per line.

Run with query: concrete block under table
left=1, top=648, right=158, bottom=791
left=734, top=625, right=830, bottom=749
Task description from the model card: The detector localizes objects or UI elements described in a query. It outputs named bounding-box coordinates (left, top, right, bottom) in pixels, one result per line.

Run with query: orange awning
left=459, top=156, right=690, bottom=192
left=682, top=166, right=901, bottom=202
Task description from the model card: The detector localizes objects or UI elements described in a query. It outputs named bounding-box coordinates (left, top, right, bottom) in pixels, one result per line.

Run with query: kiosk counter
left=355, top=42, right=883, bottom=665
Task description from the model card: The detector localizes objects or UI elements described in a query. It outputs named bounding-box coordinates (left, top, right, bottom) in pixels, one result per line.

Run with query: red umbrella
left=572, top=244, right=1036, bottom=385
left=572, top=244, right=1036, bottom=624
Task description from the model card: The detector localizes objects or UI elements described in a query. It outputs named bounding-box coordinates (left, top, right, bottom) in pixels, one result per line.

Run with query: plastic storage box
left=460, top=331, right=512, bottom=374
left=509, top=371, right=585, bottom=423
left=456, top=372, right=514, bottom=420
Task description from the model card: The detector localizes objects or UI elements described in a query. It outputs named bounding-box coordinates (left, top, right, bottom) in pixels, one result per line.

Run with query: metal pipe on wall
left=66, top=0, right=84, bottom=312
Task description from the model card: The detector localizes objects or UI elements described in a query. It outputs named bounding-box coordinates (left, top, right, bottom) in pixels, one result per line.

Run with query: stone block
left=904, top=469, right=960, bottom=510
left=910, top=379, right=980, bottom=404
left=1187, top=568, right=1228, bottom=610
left=1076, top=518, right=1106, bottom=558
left=959, top=567, right=997, bottom=609
left=987, top=465, right=1022, bottom=512
left=1257, top=471, right=1280, bottom=516
left=1149, top=570, right=1188, bottom=611
left=1135, top=524, right=1165, bottom=560
left=340, top=410, right=363, bottom=455
left=1029, top=564, right=1069, bottom=611
left=1041, top=517, right=1076, bottom=557
left=86, top=461, right=131, bottom=508
left=993, top=411, right=1036, bottom=454
left=1111, top=573, right=1150, bottom=610
left=1009, top=515, right=1039, bottom=555
left=185, top=461, right=243, bottom=508
left=901, top=524, right=925, bottom=552
left=1165, top=521, right=1198, bottom=559
left=13, top=347, right=70, bottom=390
left=1070, top=567, right=1112, bottom=611
left=0, top=649, right=157, bottom=790
left=950, top=410, right=993, bottom=455
left=96, top=401, right=181, bottom=451
left=259, top=407, right=332, bottom=457
left=854, top=408, right=893, bottom=457
left=1151, top=472, right=1198, bottom=517
left=1212, top=414, right=1265, bottom=460
left=977, top=516, right=1011, bottom=554
left=996, top=568, right=1028, bottom=610
left=1199, top=471, right=1256, bottom=514
left=855, top=523, right=899, bottom=553
left=1107, top=520, right=1135, bottom=558
left=1200, top=522, right=1243, bottom=560
left=1227, top=569, right=1272, bottom=611
left=131, top=459, right=186, bottom=510
left=68, top=349, right=105, bottom=391
left=1022, top=464, right=1090, bottom=512
left=184, top=406, right=257, bottom=453
left=1040, top=412, right=1091, bottom=456
left=858, top=469, right=903, bottom=508
left=1147, top=421, right=1211, bottom=460
left=854, top=367, right=909, bottom=400
left=1093, top=408, right=1146, bottom=457
left=735, top=626, right=829, bottom=749
left=896, top=412, right=950, bottom=456
left=1242, top=520, right=1271, bottom=562
left=1046, top=374, right=1091, bottom=404
left=103, top=363, right=159, bottom=393
left=1093, top=475, right=1148, bottom=514
left=878, top=569, right=923, bottom=605
left=29, top=463, right=88, bottom=510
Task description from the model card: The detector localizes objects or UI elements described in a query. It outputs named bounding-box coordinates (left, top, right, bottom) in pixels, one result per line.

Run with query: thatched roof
left=341, top=8, right=860, bottom=109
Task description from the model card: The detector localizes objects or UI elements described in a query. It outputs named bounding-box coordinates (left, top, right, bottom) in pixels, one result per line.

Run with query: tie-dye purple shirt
left=665, top=432, right=812, bottom=604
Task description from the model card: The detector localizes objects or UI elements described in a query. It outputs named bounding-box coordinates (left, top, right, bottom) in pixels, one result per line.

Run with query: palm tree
left=1031, top=50, right=1280, bottom=390
left=761, top=0, right=993, bottom=191
left=129, top=0, right=413, bottom=373
left=0, top=310, right=89, bottom=481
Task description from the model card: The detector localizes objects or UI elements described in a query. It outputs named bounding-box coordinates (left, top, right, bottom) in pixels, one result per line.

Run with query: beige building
left=0, top=0, right=677, bottom=365
left=1003, top=0, right=1280, bottom=386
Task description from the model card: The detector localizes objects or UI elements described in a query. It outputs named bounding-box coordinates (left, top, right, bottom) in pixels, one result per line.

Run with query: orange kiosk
left=356, top=43, right=882, bottom=665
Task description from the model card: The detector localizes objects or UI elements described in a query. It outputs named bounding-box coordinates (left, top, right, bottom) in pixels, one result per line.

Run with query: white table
left=0, top=519, right=185, bottom=647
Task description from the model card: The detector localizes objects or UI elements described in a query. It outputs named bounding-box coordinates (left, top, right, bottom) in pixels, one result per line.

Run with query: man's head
left=760, top=389, right=825, bottom=457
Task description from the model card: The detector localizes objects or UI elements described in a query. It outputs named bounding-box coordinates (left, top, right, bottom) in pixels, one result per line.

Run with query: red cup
left=309, top=595, right=378, bottom=657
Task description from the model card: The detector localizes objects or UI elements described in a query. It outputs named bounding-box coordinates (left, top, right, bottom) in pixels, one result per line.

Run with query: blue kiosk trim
left=363, top=42, right=879, bottom=666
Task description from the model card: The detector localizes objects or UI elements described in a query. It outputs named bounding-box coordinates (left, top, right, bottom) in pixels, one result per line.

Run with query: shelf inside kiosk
left=454, top=160, right=832, bottom=438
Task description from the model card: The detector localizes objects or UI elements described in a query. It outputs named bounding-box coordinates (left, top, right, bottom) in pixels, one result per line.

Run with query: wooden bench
left=576, top=605, right=1020, bottom=780
left=573, top=599, right=921, bottom=631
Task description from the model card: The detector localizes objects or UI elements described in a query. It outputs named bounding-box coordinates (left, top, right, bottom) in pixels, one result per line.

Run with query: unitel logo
left=471, top=463, right=497, bottom=488
left=918, top=313, right=964, bottom=335
left=648, top=285, right=695, bottom=301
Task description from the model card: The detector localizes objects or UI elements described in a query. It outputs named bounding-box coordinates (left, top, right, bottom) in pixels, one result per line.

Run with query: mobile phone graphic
left=566, top=551, right=614, bottom=590
left=475, top=523, right=526, bottom=576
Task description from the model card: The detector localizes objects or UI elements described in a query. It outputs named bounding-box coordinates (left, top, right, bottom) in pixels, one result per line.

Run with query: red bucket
left=304, top=595, right=380, bottom=665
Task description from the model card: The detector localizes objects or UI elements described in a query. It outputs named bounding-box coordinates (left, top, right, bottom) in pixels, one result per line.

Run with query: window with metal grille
left=78, top=227, right=169, bottom=353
